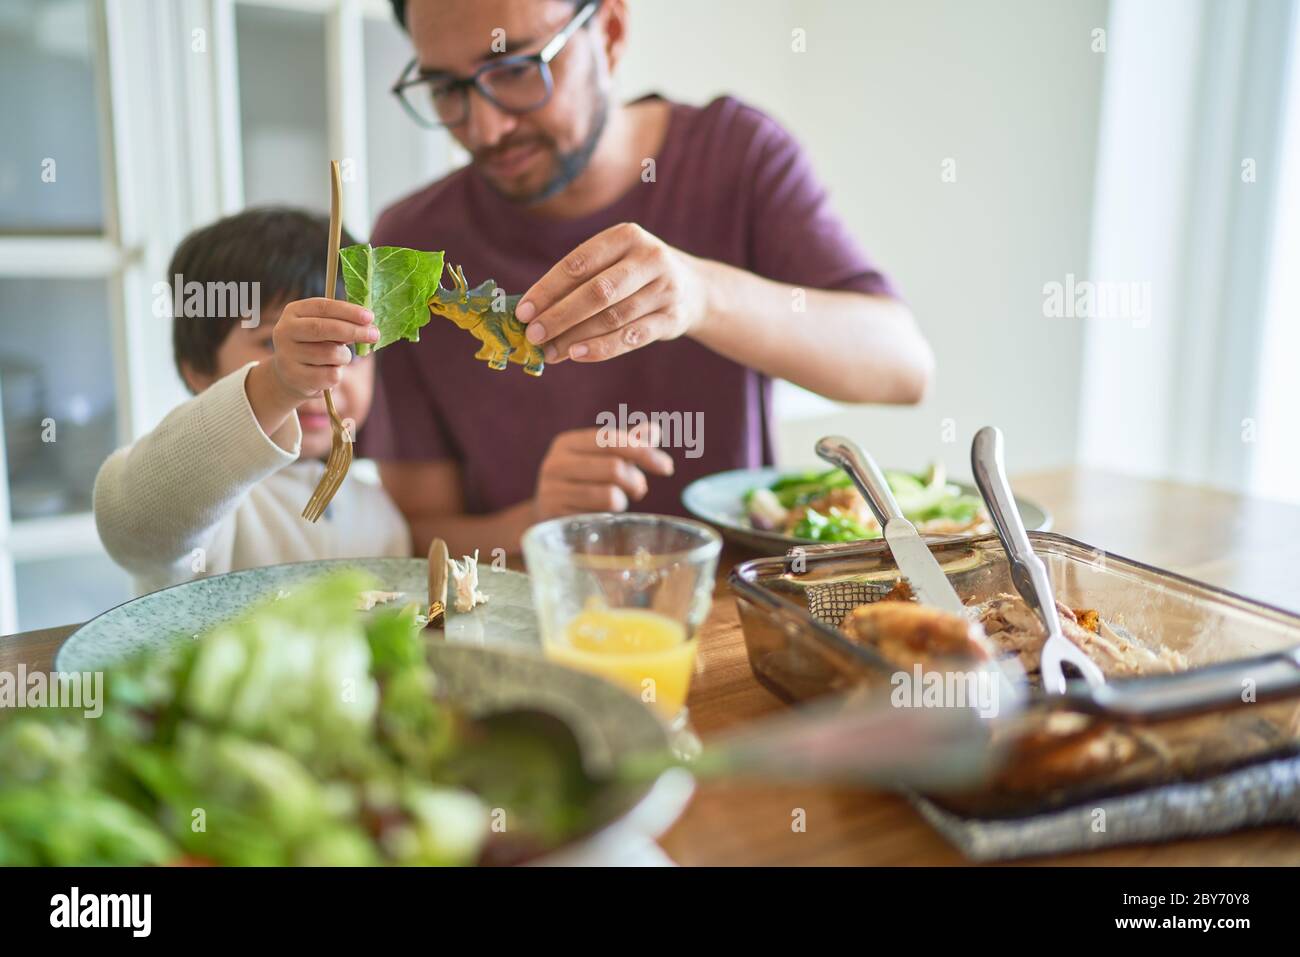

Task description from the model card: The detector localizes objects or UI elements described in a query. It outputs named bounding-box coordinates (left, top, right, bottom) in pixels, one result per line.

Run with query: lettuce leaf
left=339, top=244, right=445, bottom=355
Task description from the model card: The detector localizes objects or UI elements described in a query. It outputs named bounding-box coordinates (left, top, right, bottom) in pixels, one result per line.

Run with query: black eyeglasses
left=392, top=1, right=600, bottom=130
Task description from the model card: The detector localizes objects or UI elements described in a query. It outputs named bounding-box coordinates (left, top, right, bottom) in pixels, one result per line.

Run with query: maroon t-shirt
left=361, top=95, right=896, bottom=516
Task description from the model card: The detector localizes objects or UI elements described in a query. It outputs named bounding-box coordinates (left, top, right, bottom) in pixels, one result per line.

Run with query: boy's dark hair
left=168, top=207, right=356, bottom=380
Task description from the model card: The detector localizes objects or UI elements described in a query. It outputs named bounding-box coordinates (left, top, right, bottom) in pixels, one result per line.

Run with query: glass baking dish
left=729, top=532, right=1300, bottom=818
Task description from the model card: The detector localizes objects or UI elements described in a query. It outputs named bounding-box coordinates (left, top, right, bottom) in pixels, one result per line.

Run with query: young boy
left=95, top=208, right=410, bottom=594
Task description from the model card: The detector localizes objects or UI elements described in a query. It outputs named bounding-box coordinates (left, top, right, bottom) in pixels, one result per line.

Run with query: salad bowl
left=21, top=560, right=693, bottom=867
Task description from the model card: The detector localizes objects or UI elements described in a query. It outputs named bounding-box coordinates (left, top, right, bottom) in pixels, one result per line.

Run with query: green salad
left=744, top=464, right=986, bottom=543
left=0, top=573, right=591, bottom=866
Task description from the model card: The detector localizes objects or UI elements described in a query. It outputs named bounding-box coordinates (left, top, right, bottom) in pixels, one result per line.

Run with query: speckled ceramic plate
left=56, top=557, right=539, bottom=673
left=54, top=559, right=695, bottom=862
left=682, top=466, right=1051, bottom=554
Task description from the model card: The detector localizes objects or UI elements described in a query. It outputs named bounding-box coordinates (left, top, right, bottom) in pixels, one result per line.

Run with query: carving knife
left=815, top=436, right=967, bottom=617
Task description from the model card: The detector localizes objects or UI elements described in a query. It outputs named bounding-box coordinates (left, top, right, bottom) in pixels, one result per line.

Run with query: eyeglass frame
left=391, top=0, right=602, bottom=130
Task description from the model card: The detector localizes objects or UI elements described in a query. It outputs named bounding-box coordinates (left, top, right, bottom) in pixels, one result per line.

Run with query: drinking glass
left=522, top=513, right=722, bottom=722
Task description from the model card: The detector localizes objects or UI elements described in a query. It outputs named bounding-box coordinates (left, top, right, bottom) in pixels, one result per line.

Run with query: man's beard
left=475, top=94, right=609, bottom=206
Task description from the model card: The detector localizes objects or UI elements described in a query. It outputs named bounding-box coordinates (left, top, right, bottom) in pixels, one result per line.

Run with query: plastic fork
left=970, top=426, right=1105, bottom=694
left=301, top=161, right=353, bottom=523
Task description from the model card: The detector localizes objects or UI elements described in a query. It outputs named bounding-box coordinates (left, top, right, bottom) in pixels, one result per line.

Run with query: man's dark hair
left=388, top=0, right=584, bottom=30
left=168, top=207, right=356, bottom=380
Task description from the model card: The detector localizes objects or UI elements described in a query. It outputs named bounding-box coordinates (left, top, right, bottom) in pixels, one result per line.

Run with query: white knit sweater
left=94, top=362, right=411, bottom=595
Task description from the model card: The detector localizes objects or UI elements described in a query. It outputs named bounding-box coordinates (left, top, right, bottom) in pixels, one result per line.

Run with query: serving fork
left=971, top=426, right=1105, bottom=693
left=302, top=160, right=353, bottom=523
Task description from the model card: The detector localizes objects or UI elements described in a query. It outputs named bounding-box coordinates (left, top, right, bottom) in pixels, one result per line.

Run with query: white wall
left=618, top=0, right=1108, bottom=479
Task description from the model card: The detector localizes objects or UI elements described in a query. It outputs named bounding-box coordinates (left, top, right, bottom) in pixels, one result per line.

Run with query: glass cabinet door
left=0, top=278, right=120, bottom=522
left=0, top=0, right=106, bottom=234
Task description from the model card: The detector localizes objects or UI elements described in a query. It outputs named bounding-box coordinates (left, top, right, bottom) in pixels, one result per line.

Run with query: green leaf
left=767, top=467, right=853, bottom=508
left=339, top=244, right=445, bottom=355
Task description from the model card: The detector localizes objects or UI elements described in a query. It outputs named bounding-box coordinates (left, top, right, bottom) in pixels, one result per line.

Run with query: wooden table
left=655, top=468, right=1300, bottom=865
left=4, top=468, right=1299, bottom=865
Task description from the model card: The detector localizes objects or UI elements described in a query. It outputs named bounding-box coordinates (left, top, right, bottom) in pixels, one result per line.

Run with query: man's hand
left=515, top=223, right=709, bottom=364
left=534, top=425, right=675, bottom=520
left=271, top=298, right=378, bottom=399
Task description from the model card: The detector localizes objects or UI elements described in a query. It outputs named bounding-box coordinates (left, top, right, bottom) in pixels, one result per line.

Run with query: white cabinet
left=0, top=0, right=454, bottom=633
left=0, top=0, right=130, bottom=633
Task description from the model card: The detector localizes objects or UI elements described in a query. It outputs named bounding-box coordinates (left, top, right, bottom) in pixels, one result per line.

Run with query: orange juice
left=544, top=604, right=696, bottom=718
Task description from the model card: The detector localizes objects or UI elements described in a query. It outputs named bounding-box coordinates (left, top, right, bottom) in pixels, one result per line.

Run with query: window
left=1249, top=6, right=1300, bottom=505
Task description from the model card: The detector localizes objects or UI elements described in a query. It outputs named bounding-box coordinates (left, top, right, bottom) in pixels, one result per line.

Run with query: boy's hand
left=270, top=298, right=378, bottom=399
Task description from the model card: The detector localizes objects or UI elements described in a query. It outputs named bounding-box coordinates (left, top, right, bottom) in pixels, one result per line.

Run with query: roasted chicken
left=974, top=593, right=1186, bottom=678
left=839, top=585, right=1184, bottom=682
left=840, top=601, right=993, bottom=670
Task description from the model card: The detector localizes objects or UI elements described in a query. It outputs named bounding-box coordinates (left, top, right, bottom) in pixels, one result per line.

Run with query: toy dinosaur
left=428, top=263, right=544, bottom=376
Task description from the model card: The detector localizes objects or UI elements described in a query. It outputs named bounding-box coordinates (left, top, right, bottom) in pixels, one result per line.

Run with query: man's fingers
left=568, top=312, right=675, bottom=364
left=550, top=425, right=673, bottom=475
left=546, top=479, right=630, bottom=514
left=537, top=424, right=677, bottom=520
left=543, top=278, right=666, bottom=363
left=516, top=223, right=646, bottom=323
left=553, top=422, right=663, bottom=450
left=525, top=254, right=656, bottom=346
left=553, top=453, right=649, bottom=499
left=588, top=437, right=674, bottom=476
left=623, top=420, right=662, bottom=449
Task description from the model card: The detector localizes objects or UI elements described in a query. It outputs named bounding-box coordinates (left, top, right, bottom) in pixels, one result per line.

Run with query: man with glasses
left=364, top=0, right=934, bottom=555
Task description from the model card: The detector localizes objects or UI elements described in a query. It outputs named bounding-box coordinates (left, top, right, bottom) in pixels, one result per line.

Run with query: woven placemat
left=806, top=581, right=1300, bottom=858
left=911, top=754, right=1300, bottom=860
